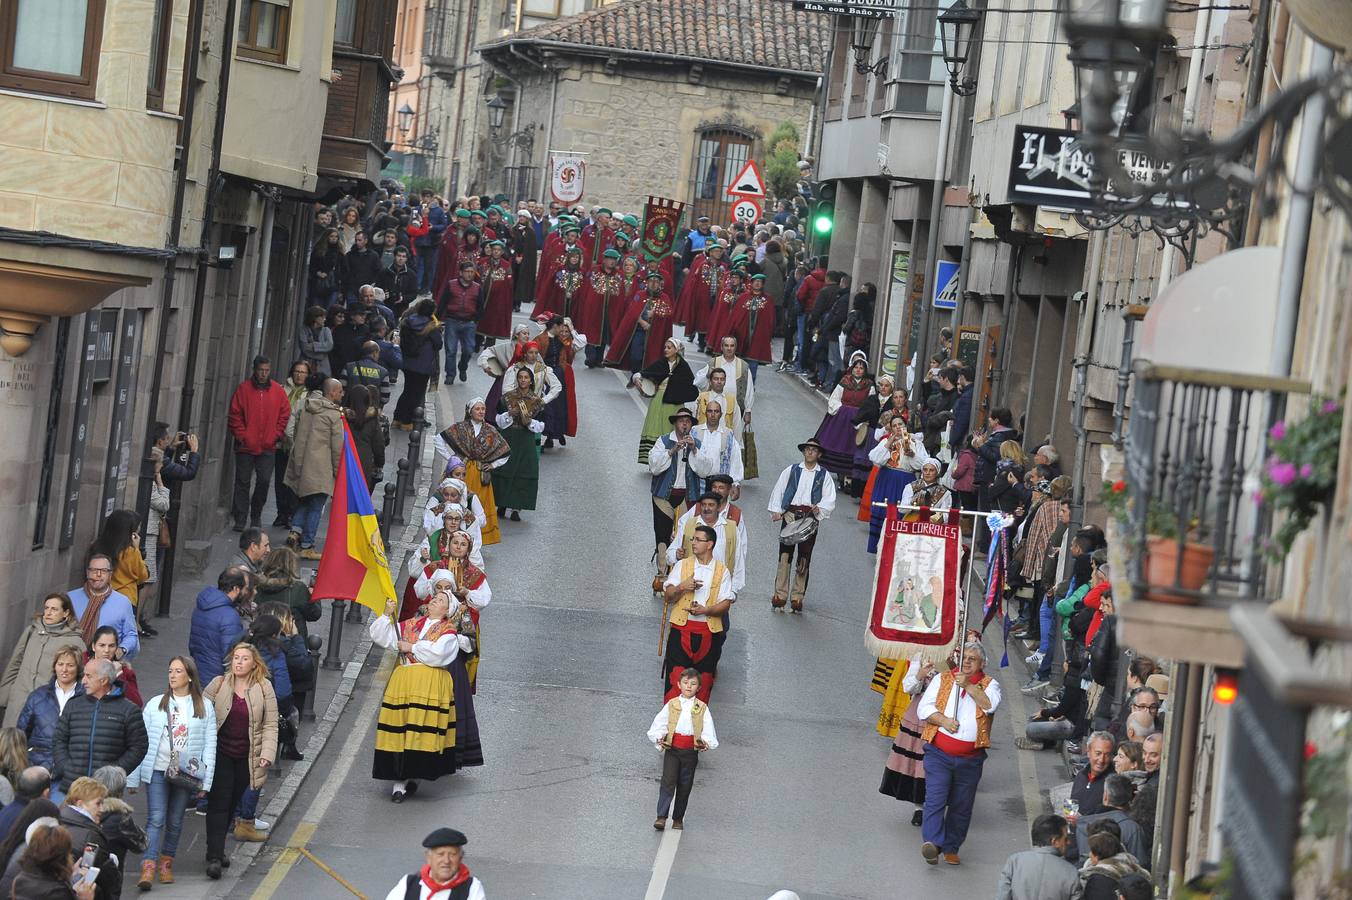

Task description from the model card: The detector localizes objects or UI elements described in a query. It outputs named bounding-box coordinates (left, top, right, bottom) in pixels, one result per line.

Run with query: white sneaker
left=1025, top=651, right=1044, bottom=666
left=253, top=818, right=271, bottom=831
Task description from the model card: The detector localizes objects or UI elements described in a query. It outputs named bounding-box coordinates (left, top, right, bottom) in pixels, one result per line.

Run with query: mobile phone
left=80, top=844, right=96, bottom=869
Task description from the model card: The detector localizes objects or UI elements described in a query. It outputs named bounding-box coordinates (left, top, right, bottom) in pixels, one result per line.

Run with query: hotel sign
left=1008, top=125, right=1175, bottom=211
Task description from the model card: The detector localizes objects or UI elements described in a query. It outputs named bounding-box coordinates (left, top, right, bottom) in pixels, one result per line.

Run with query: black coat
left=638, top=356, right=698, bottom=406
left=50, top=692, right=148, bottom=791
left=511, top=223, right=538, bottom=302
left=342, top=247, right=384, bottom=295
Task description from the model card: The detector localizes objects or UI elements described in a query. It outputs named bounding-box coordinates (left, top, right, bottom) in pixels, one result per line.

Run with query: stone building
left=478, top=0, right=826, bottom=217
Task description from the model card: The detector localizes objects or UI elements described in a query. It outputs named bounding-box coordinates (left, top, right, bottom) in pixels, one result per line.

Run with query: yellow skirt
left=874, top=657, right=912, bottom=738
left=466, top=462, right=501, bottom=546
left=373, top=663, right=461, bottom=780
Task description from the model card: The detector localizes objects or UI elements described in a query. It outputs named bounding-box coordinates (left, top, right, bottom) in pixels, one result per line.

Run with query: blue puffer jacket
left=188, top=588, right=245, bottom=683
left=256, top=642, right=292, bottom=702
left=129, top=693, right=218, bottom=792
left=15, top=680, right=84, bottom=768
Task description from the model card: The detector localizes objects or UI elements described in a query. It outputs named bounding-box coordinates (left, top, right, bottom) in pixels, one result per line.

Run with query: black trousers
left=273, top=447, right=298, bottom=524
left=394, top=371, right=430, bottom=424
left=657, top=747, right=700, bottom=820
left=232, top=451, right=274, bottom=526
left=205, top=752, right=250, bottom=862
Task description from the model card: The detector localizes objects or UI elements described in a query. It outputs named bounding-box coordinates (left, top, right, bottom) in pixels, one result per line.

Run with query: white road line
left=643, top=828, right=682, bottom=900
left=300, top=653, right=391, bottom=823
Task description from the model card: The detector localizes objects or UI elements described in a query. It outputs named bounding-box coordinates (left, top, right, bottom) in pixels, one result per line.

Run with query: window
left=146, top=0, right=173, bottom=109
left=237, top=0, right=290, bottom=63
left=334, top=0, right=357, bottom=46
left=687, top=128, right=754, bottom=226
left=891, top=0, right=949, bottom=115
left=824, top=24, right=848, bottom=121
left=0, top=0, right=106, bottom=100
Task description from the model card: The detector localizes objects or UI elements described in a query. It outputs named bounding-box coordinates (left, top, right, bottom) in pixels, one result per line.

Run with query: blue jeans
left=793, top=315, right=808, bottom=370
left=238, top=786, right=260, bottom=821
left=443, top=318, right=476, bottom=379
left=1036, top=598, right=1056, bottom=680
left=921, top=744, right=987, bottom=853
left=415, top=251, right=431, bottom=293
left=292, top=493, right=327, bottom=548
left=145, top=770, right=193, bottom=860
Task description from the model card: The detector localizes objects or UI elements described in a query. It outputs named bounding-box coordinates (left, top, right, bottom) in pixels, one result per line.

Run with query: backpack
left=400, top=322, right=426, bottom=358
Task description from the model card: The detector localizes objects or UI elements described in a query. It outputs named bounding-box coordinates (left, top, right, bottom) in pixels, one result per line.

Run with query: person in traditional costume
left=666, top=491, right=746, bottom=596
left=511, top=209, right=539, bottom=313
left=422, top=504, right=484, bottom=567
left=691, top=397, right=744, bottom=488
left=661, top=525, right=734, bottom=703
left=476, top=239, right=514, bottom=343
left=695, top=336, right=756, bottom=480
left=434, top=399, right=510, bottom=547
left=578, top=249, right=628, bottom=368
left=539, top=245, right=587, bottom=321
left=767, top=437, right=838, bottom=612
left=370, top=589, right=482, bottom=803
left=611, top=228, right=639, bottom=270
left=604, top=271, right=676, bottom=374
left=855, top=373, right=905, bottom=513
left=705, top=263, right=747, bottom=351
left=493, top=367, right=545, bottom=520
left=865, top=418, right=926, bottom=553
left=880, top=654, right=941, bottom=826
left=700, top=473, right=748, bottom=550
left=647, top=405, right=717, bottom=592
left=721, top=273, right=776, bottom=376
left=694, top=364, right=741, bottom=433
left=901, top=457, right=952, bottom=513
left=536, top=315, right=584, bottom=449
left=630, top=338, right=700, bottom=465
left=675, top=243, right=729, bottom=352
left=430, top=208, right=471, bottom=302
left=813, top=351, right=875, bottom=492
left=478, top=322, right=533, bottom=415
left=482, top=205, right=506, bottom=243
left=415, top=536, right=490, bottom=692
left=422, top=477, right=489, bottom=547
left=534, top=222, right=583, bottom=306
left=647, top=666, right=719, bottom=832
left=918, top=640, right=1002, bottom=866
left=580, top=207, right=615, bottom=269
left=455, top=228, right=483, bottom=280
left=383, top=827, right=487, bottom=900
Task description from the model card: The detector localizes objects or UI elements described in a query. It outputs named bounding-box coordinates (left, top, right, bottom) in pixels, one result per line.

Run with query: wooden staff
left=659, top=587, right=671, bottom=657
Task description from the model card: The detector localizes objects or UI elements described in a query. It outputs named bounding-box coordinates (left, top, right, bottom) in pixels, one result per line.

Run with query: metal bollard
left=405, top=428, right=422, bottom=498
left=301, top=634, right=322, bottom=721
left=380, top=482, right=397, bottom=545
left=322, top=601, right=346, bottom=670
left=393, top=458, right=410, bottom=524
left=345, top=599, right=364, bottom=624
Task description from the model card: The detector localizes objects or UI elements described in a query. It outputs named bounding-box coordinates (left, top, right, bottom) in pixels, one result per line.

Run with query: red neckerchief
left=953, top=668, right=986, bottom=699
left=421, top=863, right=472, bottom=893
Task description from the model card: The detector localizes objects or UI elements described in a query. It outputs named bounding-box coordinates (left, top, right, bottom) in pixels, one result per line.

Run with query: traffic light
left=810, top=181, right=836, bottom=255
left=1212, top=669, right=1238, bottom=705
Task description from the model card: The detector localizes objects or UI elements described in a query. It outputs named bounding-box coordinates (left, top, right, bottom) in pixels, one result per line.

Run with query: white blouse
left=369, top=615, right=468, bottom=667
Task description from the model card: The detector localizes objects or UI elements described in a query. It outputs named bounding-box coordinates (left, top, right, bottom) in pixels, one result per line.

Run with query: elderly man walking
left=50, top=659, right=148, bottom=794
left=227, top=355, right=291, bottom=532
left=917, top=640, right=1003, bottom=866
left=385, top=828, right=487, bottom=900
left=285, top=378, right=346, bottom=559
left=996, top=814, right=1078, bottom=900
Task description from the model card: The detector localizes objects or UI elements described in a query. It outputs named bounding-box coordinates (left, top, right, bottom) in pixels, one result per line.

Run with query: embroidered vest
left=920, top=671, right=995, bottom=749
left=679, top=516, right=737, bottom=572
left=695, top=391, right=736, bottom=431
left=398, top=616, right=458, bottom=665
left=651, top=433, right=705, bottom=499
left=667, top=556, right=727, bottom=633
left=780, top=464, right=826, bottom=510
left=665, top=697, right=707, bottom=742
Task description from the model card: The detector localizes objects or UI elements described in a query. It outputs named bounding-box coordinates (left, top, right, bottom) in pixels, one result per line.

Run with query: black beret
left=422, top=828, right=468, bottom=848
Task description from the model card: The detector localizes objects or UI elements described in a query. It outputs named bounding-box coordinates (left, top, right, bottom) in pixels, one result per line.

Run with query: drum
left=638, top=377, right=659, bottom=398
left=778, top=510, right=820, bottom=545
left=482, top=355, right=506, bottom=377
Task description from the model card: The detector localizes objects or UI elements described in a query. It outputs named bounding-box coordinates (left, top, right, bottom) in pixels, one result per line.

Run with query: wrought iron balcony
left=423, top=0, right=463, bottom=71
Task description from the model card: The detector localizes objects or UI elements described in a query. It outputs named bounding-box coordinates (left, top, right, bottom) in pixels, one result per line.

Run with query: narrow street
left=226, top=327, right=1056, bottom=900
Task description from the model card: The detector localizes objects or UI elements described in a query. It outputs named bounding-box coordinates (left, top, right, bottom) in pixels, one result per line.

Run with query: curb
left=214, top=392, right=442, bottom=892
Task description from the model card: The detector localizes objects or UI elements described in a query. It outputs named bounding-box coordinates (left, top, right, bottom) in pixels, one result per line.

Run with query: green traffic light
left=813, top=214, right=832, bottom=235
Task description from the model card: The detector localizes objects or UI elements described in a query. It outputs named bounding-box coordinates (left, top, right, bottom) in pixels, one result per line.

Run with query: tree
left=764, top=121, right=802, bottom=201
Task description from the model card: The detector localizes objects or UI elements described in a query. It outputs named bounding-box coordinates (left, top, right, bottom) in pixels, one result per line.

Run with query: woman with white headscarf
left=435, top=400, right=509, bottom=546
left=853, top=372, right=904, bottom=514
left=864, top=416, right=926, bottom=553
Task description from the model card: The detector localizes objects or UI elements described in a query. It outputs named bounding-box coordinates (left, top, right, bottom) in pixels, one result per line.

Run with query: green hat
left=707, top=244, right=725, bottom=253
left=487, top=205, right=504, bottom=216
left=558, top=214, right=576, bottom=223
left=463, top=226, right=481, bottom=238
left=731, top=266, right=747, bottom=276
left=603, top=248, right=622, bottom=260
left=454, top=209, right=472, bottom=219
left=731, top=254, right=748, bottom=264
left=595, top=207, right=612, bottom=216
left=562, top=224, right=581, bottom=235
left=621, top=214, right=639, bottom=227
left=614, top=231, right=631, bottom=242
left=470, top=209, right=487, bottom=218
left=750, top=273, right=766, bottom=281
left=486, top=239, right=505, bottom=248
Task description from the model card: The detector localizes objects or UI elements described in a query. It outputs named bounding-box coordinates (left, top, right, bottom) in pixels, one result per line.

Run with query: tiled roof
left=486, top=0, right=830, bottom=76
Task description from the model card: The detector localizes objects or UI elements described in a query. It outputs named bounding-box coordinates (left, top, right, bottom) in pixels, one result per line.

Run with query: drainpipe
left=247, top=196, right=275, bottom=362
left=1156, top=3, right=1214, bottom=288
left=1069, top=230, right=1105, bottom=527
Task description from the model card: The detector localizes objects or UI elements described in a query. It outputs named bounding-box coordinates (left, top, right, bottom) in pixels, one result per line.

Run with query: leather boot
left=158, top=857, right=174, bottom=884
left=234, top=819, right=268, bottom=842
left=138, top=859, right=155, bottom=890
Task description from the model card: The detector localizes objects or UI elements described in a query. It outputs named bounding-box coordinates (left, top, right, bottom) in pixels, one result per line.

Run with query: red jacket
left=1082, top=582, right=1111, bottom=646
left=228, top=378, right=291, bottom=456
left=796, top=267, right=827, bottom=313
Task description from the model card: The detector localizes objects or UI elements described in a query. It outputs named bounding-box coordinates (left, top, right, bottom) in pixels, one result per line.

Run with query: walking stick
left=659, top=590, right=671, bottom=657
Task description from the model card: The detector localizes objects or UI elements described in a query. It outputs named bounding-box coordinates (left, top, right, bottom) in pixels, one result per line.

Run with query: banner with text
left=549, top=154, right=586, bottom=204
left=865, top=505, right=963, bottom=664
left=640, top=196, right=685, bottom=263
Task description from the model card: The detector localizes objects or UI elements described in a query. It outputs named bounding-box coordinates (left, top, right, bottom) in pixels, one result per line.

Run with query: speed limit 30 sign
left=732, top=198, right=762, bottom=226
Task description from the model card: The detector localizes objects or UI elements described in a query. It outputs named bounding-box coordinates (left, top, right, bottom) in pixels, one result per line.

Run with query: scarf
left=420, top=863, right=473, bottom=894
left=501, top=387, right=544, bottom=421
left=399, top=616, right=458, bottom=665
left=78, top=589, right=110, bottom=645
left=442, top=420, right=511, bottom=466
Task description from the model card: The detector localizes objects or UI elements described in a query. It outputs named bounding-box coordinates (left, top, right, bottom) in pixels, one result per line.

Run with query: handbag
left=157, top=518, right=172, bottom=549
left=742, top=423, right=759, bottom=481
left=163, top=722, right=204, bottom=792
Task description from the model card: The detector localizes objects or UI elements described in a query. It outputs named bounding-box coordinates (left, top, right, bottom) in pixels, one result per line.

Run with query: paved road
left=227, top=329, right=1059, bottom=900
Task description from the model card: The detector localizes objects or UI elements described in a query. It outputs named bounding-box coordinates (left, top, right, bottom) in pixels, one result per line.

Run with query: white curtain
left=13, top=0, right=89, bottom=77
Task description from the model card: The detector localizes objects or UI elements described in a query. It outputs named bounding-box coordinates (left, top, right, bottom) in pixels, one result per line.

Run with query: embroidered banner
left=640, top=196, right=685, bottom=262
left=865, top=504, right=962, bottom=664
left=549, top=154, right=586, bottom=203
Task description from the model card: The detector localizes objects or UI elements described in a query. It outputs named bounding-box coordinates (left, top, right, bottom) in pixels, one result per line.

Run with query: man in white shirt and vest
left=767, top=438, right=837, bottom=612
left=384, top=827, right=486, bottom=899
left=667, top=492, right=746, bottom=596
left=691, top=397, right=744, bottom=488
left=917, top=640, right=1003, bottom=866
left=646, top=667, right=719, bottom=831
left=660, top=524, right=734, bottom=703
left=648, top=406, right=717, bottom=593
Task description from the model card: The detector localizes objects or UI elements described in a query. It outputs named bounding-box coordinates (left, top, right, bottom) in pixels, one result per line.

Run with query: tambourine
left=778, top=511, right=820, bottom=545
left=482, top=356, right=506, bottom=377
left=638, top=377, right=658, bottom=398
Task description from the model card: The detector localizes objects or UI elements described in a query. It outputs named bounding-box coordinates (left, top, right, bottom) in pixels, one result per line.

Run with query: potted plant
left=1257, top=397, right=1342, bottom=561
left=1101, top=478, right=1214, bottom=605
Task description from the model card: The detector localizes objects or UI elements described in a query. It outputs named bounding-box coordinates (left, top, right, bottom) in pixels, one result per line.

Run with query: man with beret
left=580, top=206, right=615, bottom=268
left=385, top=828, right=486, bottom=900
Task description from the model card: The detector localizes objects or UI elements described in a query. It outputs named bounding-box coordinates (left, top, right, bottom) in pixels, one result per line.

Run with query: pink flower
left=1324, top=401, right=1340, bottom=414
left=1301, top=463, right=1314, bottom=478
left=1268, top=461, right=1298, bottom=487
left=1269, top=421, right=1287, bottom=441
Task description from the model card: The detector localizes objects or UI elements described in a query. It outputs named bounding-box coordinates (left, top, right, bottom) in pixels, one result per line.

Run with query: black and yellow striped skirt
left=373, top=663, right=463, bottom=782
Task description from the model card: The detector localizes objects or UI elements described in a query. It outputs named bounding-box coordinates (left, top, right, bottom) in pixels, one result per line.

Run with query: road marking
left=250, top=654, right=393, bottom=900
left=643, top=828, right=682, bottom=900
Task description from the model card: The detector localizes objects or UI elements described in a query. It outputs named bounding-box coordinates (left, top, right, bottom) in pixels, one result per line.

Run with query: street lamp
left=395, top=102, right=415, bottom=136
left=938, top=0, right=982, bottom=97
left=486, top=96, right=508, bottom=131
left=849, top=14, right=888, bottom=77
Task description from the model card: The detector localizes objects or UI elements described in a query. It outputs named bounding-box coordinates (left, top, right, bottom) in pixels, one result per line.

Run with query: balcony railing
left=1124, top=363, right=1312, bottom=606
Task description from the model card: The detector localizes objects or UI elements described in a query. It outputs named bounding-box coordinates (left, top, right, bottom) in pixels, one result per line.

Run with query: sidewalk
left=116, top=390, right=442, bottom=897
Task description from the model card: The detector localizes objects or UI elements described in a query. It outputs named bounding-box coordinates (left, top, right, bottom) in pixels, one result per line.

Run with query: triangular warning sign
left=726, top=159, right=766, bottom=198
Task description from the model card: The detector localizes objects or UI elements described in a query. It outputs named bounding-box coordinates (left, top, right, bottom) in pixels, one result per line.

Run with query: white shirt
left=494, top=410, right=545, bottom=434
left=54, top=683, right=77, bottom=714
left=694, top=388, right=743, bottom=437
left=767, top=462, right=838, bottom=519
left=412, top=564, right=491, bottom=610
left=900, top=479, right=952, bottom=511
left=917, top=670, right=1003, bottom=743
left=867, top=434, right=925, bottom=471
left=646, top=695, right=719, bottom=749
left=691, top=423, right=744, bottom=484
left=153, top=693, right=195, bottom=771
left=662, top=557, right=732, bottom=621
left=507, top=361, right=562, bottom=404
left=383, top=875, right=486, bottom=900
left=369, top=615, right=470, bottom=666
left=648, top=430, right=717, bottom=487
left=665, top=509, right=747, bottom=594
left=696, top=356, right=754, bottom=413
left=827, top=382, right=873, bottom=415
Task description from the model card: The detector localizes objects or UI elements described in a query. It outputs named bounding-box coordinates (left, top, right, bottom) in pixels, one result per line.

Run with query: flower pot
left=1143, top=536, right=1215, bottom=605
